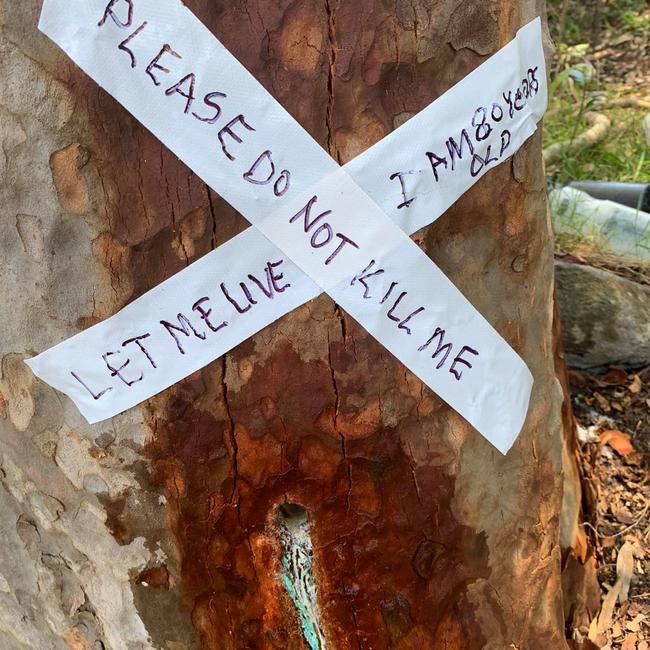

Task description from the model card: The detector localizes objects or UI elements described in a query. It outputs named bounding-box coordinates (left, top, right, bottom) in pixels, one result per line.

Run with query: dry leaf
left=596, top=584, right=619, bottom=634
left=621, top=634, right=637, bottom=650
left=612, top=505, right=636, bottom=525
left=638, top=641, right=648, bottom=650
left=617, top=542, right=635, bottom=604
left=599, top=430, right=634, bottom=457
left=611, top=32, right=634, bottom=46
left=595, top=542, right=636, bottom=634
left=602, top=535, right=616, bottom=549
left=627, top=614, right=645, bottom=632
left=602, top=367, right=628, bottom=385
left=594, top=392, right=612, bottom=412
left=628, top=374, right=642, bottom=394
left=569, top=369, right=592, bottom=388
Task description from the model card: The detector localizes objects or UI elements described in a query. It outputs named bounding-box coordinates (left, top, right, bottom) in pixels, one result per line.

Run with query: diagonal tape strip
left=27, top=0, right=547, bottom=453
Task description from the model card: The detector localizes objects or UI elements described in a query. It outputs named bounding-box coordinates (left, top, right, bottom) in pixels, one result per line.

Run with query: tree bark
left=0, top=1, right=572, bottom=649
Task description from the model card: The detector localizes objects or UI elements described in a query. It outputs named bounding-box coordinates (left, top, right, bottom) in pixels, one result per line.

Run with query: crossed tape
left=28, top=0, right=547, bottom=453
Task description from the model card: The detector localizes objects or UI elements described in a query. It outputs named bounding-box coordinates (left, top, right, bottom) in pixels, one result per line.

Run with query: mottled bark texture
left=0, top=1, right=576, bottom=649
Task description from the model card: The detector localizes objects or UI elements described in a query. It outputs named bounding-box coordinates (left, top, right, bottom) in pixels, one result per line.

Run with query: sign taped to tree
left=28, top=0, right=547, bottom=454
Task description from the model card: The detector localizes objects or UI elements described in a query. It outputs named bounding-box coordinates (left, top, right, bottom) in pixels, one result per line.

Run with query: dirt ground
left=568, top=363, right=649, bottom=649
left=545, top=2, right=650, bottom=647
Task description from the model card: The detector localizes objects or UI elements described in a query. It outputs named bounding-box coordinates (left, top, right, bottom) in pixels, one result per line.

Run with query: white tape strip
left=27, top=229, right=321, bottom=422
left=28, top=1, right=546, bottom=452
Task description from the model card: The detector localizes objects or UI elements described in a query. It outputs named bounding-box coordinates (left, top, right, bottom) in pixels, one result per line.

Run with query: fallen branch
left=543, top=111, right=611, bottom=165
left=607, top=96, right=650, bottom=110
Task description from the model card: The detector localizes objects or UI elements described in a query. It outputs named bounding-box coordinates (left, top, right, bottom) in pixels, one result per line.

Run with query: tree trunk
left=0, top=1, right=572, bottom=649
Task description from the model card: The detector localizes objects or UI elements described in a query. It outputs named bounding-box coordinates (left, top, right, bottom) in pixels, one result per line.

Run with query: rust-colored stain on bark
left=138, top=317, right=494, bottom=648
left=143, top=343, right=491, bottom=648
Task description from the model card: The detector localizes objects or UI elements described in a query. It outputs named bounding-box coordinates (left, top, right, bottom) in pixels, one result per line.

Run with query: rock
left=555, top=260, right=650, bottom=369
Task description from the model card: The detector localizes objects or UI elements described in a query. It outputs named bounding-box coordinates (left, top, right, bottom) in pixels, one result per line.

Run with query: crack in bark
left=409, top=0, right=420, bottom=42
left=97, top=171, right=115, bottom=235
left=349, top=603, right=363, bottom=650
left=221, top=356, right=238, bottom=506
left=391, top=2, right=401, bottom=66
left=159, top=143, right=176, bottom=234
left=324, top=0, right=354, bottom=521
left=205, top=185, right=219, bottom=251
left=415, top=382, right=424, bottom=422
left=326, top=330, right=352, bottom=514
left=325, top=0, right=340, bottom=163
left=405, top=440, right=423, bottom=506
left=132, top=131, right=153, bottom=237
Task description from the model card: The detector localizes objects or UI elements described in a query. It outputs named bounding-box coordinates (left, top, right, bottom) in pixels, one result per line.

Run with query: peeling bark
left=0, top=1, right=577, bottom=649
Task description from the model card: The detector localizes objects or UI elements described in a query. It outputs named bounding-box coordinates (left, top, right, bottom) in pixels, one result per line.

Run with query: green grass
left=543, top=0, right=650, bottom=186
left=547, top=0, right=650, bottom=45
left=543, top=96, right=650, bottom=186
left=542, top=0, right=649, bottom=260
left=619, top=8, right=650, bottom=31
